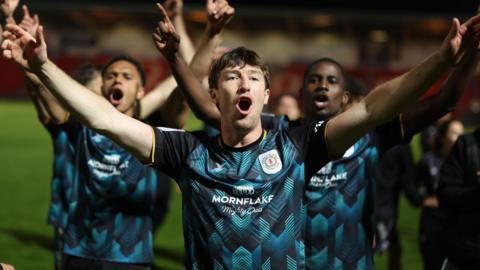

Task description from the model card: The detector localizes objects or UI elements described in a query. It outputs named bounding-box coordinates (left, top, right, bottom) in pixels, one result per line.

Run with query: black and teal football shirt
left=262, top=115, right=405, bottom=270
left=45, top=124, right=74, bottom=230
left=61, top=119, right=161, bottom=264
left=150, top=120, right=330, bottom=269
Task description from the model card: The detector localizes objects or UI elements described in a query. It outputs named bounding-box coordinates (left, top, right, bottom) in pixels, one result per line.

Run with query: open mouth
left=236, top=97, right=252, bottom=115
left=313, top=92, right=328, bottom=108
left=109, top=88, right=124, bottom=106
left=314, top=93, right=328, bottom=102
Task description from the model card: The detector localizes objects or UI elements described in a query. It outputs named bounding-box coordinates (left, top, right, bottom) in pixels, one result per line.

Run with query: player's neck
left=220, top=123, right=263, bottom=148
left=123, top=104, right=138, bottom=118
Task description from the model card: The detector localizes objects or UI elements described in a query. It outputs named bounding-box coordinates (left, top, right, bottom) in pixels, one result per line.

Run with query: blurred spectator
left=420, top=113, right=453, bottom=153
left=375, top=144, right=414, bottom=270
left=271, top=93, right=301, bottom=120
left=405, top=119, right=464, bottom=270
left=438, top=126, right=480, bottom=269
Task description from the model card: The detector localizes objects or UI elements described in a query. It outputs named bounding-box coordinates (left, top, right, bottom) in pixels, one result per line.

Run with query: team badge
left=259, top=150, right=282, bottom=174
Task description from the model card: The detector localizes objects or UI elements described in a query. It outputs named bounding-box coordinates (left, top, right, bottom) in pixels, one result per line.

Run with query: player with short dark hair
left=5, top=0, right=231, bottom=269
left=3, top=3, right=480, bottom=269
left=154, top=6, right=480, bottom=269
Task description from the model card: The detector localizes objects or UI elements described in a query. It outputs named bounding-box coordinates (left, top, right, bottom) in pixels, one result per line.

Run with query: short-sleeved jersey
left=61, top=119, right=160, bottom=263
left=151, top=121, right=330, bottom=269
left=45, top=124, right=75, bottom=229
left=262, top=115, right=404, bottom=270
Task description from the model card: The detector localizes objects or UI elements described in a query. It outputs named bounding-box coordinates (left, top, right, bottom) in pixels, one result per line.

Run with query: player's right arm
left=18, top=5, right=70, bottom=124
left=153, top=1, right=233, bottom=129
left=25, top=74, right=51, bottom=124
left=1, top=24, right=154, bottom=162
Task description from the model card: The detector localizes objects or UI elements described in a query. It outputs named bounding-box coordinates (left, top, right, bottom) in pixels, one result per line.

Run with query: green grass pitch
left=0, top=100, right=422, bottom=269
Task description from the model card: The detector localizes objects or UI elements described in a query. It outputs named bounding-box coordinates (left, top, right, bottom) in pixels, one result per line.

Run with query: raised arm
left=189, top=0, right=233, bottom=79
left=326, top=16, right=480, bottom=157
left=166, top=0, right=195, bottom=63
left=1, top=24, right=154, bottom=162
left=25, top=70, right=70, bottom=123
left=139, top=0, right=196, bottom=123
left=25, top=75, right=51, bottom=124
left=19, top=5, right=70, bottom=124
left=402, top=38, right=480, bottom=139
left=153, top=0, right=233, bottom=129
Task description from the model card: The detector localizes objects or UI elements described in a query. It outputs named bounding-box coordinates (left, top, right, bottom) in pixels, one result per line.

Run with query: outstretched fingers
left=22, top=4, right=31, bottom=19
left=1, top=39, right=14, bottom=59
left=5, top=24, right=36, bottom=43
left=36, top=25, right=45, bottom=47
left=156, top=3, right=171, bottom=23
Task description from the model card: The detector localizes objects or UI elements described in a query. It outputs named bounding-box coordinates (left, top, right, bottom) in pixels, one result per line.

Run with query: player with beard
left=3, top=3, right=480, bottom=269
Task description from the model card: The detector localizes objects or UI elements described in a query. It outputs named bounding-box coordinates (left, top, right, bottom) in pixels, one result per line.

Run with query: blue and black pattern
left=46, top=126, right=75, bottom=230
left=262, top=115, right=402, bottom=270
left=152, top=122, right=330, bottom=270
left=305, top=135, right=379, bottom=270
left=63, top=125, right=160, bottom=263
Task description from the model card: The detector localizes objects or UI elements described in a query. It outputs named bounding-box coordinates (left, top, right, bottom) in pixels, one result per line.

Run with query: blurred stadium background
left=1, top=0, right=480, bottom=269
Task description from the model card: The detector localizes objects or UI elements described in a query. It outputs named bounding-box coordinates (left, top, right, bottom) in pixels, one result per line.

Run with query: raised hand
left=152, top=3, right=180, bottom=60
left=0, top=0, right=19, bottom=20
left=19, top=5, right=40, bottom=36
left=206, top=0, right=234, bottom=35
left=439, top=15, right=480, bottom=65
left=1, top=24, right=47, bottom=70
left=163, top=0, right=183, bottom=19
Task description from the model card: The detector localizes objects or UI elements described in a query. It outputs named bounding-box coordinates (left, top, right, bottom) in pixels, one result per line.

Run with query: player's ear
left=342, top=91, right=350, bottom=105
left=264, top=88, right=270, bottom=105
left=210, top=88, right=218, bottom=105
left=136, top=86, right=145, bottom=100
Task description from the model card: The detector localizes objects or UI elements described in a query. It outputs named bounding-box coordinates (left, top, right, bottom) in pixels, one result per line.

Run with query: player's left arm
left=401, top=43, right=480, bottom=139
left=325, top=15, right=480, bottom=158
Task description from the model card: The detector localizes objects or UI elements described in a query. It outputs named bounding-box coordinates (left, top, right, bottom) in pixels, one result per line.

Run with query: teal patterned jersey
left=151, top=120, right=330, bottom=270
left=46, top=124, right=75, bottom=229
left=61, top=120, right=160, bottom=263
left=262, top=115, right=404, bottom=270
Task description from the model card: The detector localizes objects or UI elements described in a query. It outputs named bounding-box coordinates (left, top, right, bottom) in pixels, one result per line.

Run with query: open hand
left=19, top=5, right=40, bottom=36
left=206, top=0, right=234, bottom=35
left=1, top=24, right=47, bottom=70
left=439, top=15, right=480, bottom=65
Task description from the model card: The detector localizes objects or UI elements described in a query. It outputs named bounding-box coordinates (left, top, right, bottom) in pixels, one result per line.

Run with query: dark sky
left=38, top=0, right=479, bottom=15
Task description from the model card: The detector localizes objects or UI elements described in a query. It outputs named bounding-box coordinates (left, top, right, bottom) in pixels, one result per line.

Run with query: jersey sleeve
left=150, top=127, right=200, bottom=179
left=43, top=121, right=62, bottom=137
left=58, top=117, right=83, bottom=146
left=287, top=120, right=331, bottom=180
left=372, top=115, right=407, bottom=155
